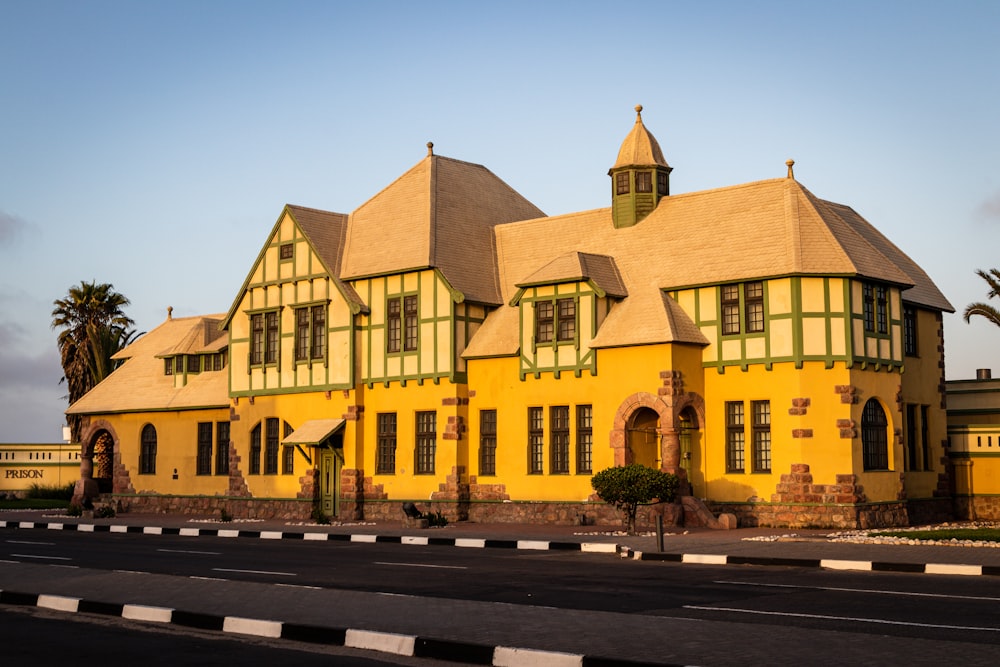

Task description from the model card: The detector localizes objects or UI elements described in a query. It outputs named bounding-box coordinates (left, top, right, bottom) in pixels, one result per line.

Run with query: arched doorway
left=90, top=430, right=114, bottom=494
left=627, top=408, right=660, bottom=468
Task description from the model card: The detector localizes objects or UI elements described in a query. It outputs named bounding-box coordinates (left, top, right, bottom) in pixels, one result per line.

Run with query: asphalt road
left=3, top=530, right=1000, bottom=665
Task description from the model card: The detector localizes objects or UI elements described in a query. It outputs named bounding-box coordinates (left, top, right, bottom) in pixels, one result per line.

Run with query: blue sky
left=2, top=1, right=998, bottom=442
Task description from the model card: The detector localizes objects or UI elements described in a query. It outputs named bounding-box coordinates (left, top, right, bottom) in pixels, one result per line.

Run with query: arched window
left=140, top=424, right=157, bottom=474
left=861, top=399, right=889, bottom=471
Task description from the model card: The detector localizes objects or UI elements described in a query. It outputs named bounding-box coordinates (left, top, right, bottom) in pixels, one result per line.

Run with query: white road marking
left=10, top=553, right=71, bottom=561
left=373, top=561, right=467, bottom=570
left=716, top=579, right=1000, bottom=602
left=684, top=605, right=1000, bottom=632
left=5, top=540, right=55, bottom=546
left=212, top=567, right=296, bottom=577
left=157, top=548, right=221, bottom=555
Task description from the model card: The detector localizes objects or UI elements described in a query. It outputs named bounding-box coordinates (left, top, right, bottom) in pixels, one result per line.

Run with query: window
left=535, top=301, right=554, bottom=343
left=249, top=424, right=261, bottom=474
left=415, top=411, right=436, bottom=474
left=295, top=308, right=309, bottom=361
left=751, top=400, right=771, bottom=473
left=265, top=417, right=279, bottom=474
left=187, top=355, right=201, bottom=373
left=265, top=312, right=279, bottom=364
left=377, top=413, right=397, bottom=474
left=904, top=305, right=918, bottom=356
left=480, top=410, right=497, bottom=476
left=387, top=298, right=401, bottom=353
left=215, top=422, right=230, bottom=476
left=876, top=286, right=888, bottom=334
left=745, top=282, right=764, bottom=333
left=140, top=424, right=156, bottom=474
left=557, top=298, right=576, bottom=342
left=722, top=282, right=764, bottom=335
left=175, top=356, right=184, bottom=374
left=657, top=171, right=669, bottom=196
left=576, top=404, right=593, bottom=474
left=862, top=284, right=875, bottom=332
left=282, top=445, right=294, bottom=475
left=403, top=295, right=418, bottom=351
left=164, top=359, right=173, bottom=376
left=212, top=353, right=224, bottom=371
left=615, top=172, right=630, bottom=195
left=197, top=422, right=213, bottom=475
left=905, top=404, right=919, bottom=471
left=550, top=406, right=570, bottom=474
left=250, top=312, right=279, bottom=366
left=279, top=243, right=293, bottom=260
left=535, top=298, right=576, bottom=344
left=528, top=407, right=544, bottom=474
left=295, top=305, right=327, bottom=361
left=725, top=401, right=745, bottom=473
left=635, top=171, right=652, bottom=193
left=862, top=398, right=889, bottom=471
left=721, top=285, right=741, bottom=335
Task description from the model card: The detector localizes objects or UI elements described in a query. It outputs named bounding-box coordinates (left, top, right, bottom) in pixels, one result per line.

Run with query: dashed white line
left=716, top=580, right=1000, bottom=602
left=683, top=605, right=1000, bottom=632
left=212, top=567, right=296, bottom=577
left=373, top=561, right=467, bottom=570
left=10, top=553, right=71, bottom=561
left=157, top=548, right=221, bottom=556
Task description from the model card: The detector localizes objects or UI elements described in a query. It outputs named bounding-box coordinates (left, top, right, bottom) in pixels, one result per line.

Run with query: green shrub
left=66, top=503, right=83, bottom=517
left=94, top=505, right=116, bottom=519
left=219, top=508, right=233, bottom=523
left=591, top=464, right=679, bottom=534
left=26, top=482, right=75, bottom=501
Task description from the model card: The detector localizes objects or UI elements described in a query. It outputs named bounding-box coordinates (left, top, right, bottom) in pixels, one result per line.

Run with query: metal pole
left=656, top=515, right=664, bottom=552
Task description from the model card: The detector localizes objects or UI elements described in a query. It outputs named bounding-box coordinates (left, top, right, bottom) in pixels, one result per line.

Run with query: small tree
left=591, top=464, right=679, bottom=534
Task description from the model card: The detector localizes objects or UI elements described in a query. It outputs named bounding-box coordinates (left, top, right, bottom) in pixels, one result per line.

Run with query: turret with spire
left=608, top=105, right=672, bottom=228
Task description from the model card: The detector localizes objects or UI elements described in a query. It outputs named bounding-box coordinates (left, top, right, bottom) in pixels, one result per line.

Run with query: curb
left=0, top=519, right=623, bottom=555
left=631, top=550, right=1000, bottom=576
left=0, top=589, right=680, bottom=667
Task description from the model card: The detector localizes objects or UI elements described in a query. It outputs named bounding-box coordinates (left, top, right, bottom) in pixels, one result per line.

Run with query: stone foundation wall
left=706, top=500, right=910, bottom=529
left=112, top=494, right=313, bottom=521
left=956, top=496, right=1000, bottom=521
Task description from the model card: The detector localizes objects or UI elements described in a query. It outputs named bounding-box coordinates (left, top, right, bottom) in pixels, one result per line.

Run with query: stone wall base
left=954, top=496, right=1000, bottom=521
left=111, top=494, right=313, bottom=521
left=706, top=499, right=956, bottom=530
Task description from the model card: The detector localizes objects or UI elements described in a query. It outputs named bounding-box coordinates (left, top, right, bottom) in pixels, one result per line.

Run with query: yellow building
left=67, top=107, right=955, bottom=528
left=946, top=370, right=1000, bottom=520
left=0, top=443, right=80, bottom=496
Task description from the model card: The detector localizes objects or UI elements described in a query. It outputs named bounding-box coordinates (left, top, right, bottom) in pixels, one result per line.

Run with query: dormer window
left=535, top=298, right=577, bottom=344
left=657, top=172, right=669, bottom=196
left=635, top=171, right=652, bottom=193
left=165, top=358, right=173, bottom=375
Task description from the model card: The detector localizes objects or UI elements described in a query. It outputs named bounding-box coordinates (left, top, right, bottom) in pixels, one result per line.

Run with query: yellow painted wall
left=0, top=444, right=80, bottom=492
left=101, top=408, right=231, bottom=496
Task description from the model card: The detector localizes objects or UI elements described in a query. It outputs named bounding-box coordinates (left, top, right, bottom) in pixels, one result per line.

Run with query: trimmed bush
left=591, top=464, right=679, bottom=534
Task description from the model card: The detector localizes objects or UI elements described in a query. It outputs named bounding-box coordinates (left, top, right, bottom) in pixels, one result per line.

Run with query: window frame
left=264, top=417, right=280, bottom=475
left=550, top=405, right=570, bottom=474
left=250, top=310, right=280, bottom=367
left=528, top=407, right=544, bottom=474
left=534, top=300, right=554, bottom=344
left=634, top=171, right=652, bottom=193
left=415, top=411, right=436, bottom=475
left=744, top=281, right=765, bottom=333
left=721, top=284, right=741, bottom=335
left=377, top=412, right=397, bottom=474
left=249, top=424, right=261, bottom=475
left=479, top=409, right=497, bottom=476
left=861, top=398, right=890, bottom=471
left=386, top=297, right=401, bottom=353
left=196, top=422, right=213, bottom=475
left=903, top=304, right=918, bottom=356
left=576, top=404, right=593, bottom=474
left=725, top=401, right=745, bottom=473
left=139, top=424, right=157, bottom=475
left=751, top=400, right=771, bottom=473
left=615, top=172, right=630, bottom=195
left=403, top=295, right=418, bottom=352
left=215, top=422, right=230, bottom=476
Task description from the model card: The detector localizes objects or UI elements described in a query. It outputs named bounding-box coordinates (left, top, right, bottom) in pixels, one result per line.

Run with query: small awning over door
left=281, top=419, right=345, bottom=447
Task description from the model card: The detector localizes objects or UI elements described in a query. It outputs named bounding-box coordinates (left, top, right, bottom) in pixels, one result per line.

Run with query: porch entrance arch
left=627, top=408, right=660, bottom=468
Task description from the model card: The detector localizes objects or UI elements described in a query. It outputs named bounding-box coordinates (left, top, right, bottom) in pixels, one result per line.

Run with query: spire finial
left=167, top=306, right=173, bottom=320
left=786, top=159, right=795, bottom=179
left=426, top=142, right=434, bottom=157
left=635, top=104, right=643, bottom=122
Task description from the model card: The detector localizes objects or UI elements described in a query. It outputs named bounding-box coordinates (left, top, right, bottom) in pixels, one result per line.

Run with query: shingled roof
left=466, top=169, right=953, bottom=356
left=341, top=150, right=545, bottom=305
left=67, top=314, right=229, bottom=416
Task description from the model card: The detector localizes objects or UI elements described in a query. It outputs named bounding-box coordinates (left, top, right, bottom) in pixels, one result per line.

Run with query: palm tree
left=51, top=281, right=137, bottom=442
left=963, top=268, right=1000, bottom=329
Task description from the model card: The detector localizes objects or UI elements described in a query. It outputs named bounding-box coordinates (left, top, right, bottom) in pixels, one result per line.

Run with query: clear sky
left=2, top=1, right=998, bottom=442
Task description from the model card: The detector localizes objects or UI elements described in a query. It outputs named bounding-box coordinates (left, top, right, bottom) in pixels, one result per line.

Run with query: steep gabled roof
left=341, top=151, right=545, bottom=305
left=67, top=314, right=229, bottom=416
left=222, top=204, right=365, bottom=328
